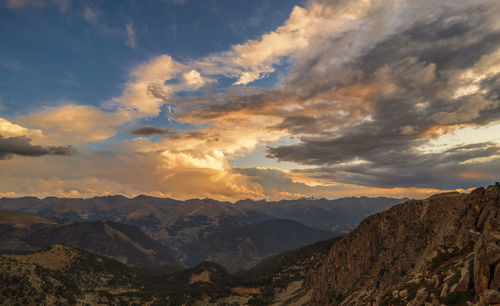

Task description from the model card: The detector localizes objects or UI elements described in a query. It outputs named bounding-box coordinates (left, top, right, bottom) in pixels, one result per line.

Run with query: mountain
left=185, top=219, right=333, bottom=272
left=309, top=184, right=500, bottom=305
left=0, top=210, right=182, bottom=269
left=235, top=197, right=403, bottom=233
left=0, top=244, right=143, bottom=305
left=0, top=239, right=337, bottom=305
left=1, top=184, right=499, bottom=304
left=0, top=195, right=401, bottom=271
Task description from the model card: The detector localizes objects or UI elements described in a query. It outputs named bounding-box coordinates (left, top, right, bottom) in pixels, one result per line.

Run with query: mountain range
left=0, top=195, right=401, bottom=271
left=2, top=185, right=498, bottom=304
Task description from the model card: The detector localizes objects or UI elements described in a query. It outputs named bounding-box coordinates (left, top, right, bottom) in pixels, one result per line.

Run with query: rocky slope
left=0, top=210, right=182, bottom=268
left=309, top=184, right=500, bottom=305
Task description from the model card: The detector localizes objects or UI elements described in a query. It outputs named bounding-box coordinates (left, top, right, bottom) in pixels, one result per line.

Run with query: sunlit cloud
left=16, top=104, right=131, bottom=144
left=0, top=118, right=42, bottom=138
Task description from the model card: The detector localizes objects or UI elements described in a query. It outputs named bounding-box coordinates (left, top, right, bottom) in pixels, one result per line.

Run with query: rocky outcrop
left=309, top=183, right=500, bottom=305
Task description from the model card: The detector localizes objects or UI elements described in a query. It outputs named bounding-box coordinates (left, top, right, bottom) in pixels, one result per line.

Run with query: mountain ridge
left=0, top=194, right=401, bottom=271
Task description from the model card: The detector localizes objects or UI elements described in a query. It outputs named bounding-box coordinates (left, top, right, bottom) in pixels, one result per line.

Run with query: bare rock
left=494, top=263, right=500, bottom=290
left=400, top=289, right=408, bottom=300
left=440, top=283, right=449, bottom=297
left=309, top=185, right=500, bottom=304
left=481, top=289, right=500, bottom=304
left=415, top=287, right=428, bottom=302
left=454, top=260, right=470, bottom=293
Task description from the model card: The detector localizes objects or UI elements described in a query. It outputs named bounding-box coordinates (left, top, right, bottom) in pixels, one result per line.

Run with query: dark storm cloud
left=287, top=142, right=500, bottom=190
left=0, top=135, right=75, bottom=160
left=259, top=2, right=500, bottom=189
left=130, top=126, right=221, bottom=143
left=130, top=126, right=170, bottom=136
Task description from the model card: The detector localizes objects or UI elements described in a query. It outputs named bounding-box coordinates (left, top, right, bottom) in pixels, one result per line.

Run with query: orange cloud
left=17, top=104, right=130, bottom=144
left=456, top=172, right=495, bottom=180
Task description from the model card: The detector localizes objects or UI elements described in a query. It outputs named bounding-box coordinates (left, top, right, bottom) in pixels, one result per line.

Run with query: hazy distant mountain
left=235, top=196, right=403, bottom=233
left=2, top=185, right=499, bottom=305
left=185, top=219, right=333, bottom=272
left=0, top=195, right=402, bottom=270
left=0, top=210, right=182, bottom=268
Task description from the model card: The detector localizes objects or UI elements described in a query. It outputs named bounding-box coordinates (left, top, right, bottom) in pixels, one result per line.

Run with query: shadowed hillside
left=0, top=210, right=182, bottom=269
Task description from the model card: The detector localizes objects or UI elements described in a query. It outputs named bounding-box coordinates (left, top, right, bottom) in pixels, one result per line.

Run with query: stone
left=400, top=289, right=408, bottom=300
left=432, top=274, right=440, bottom=288
left=440, top=283, right=449, bottom=297
left=482, top=289, right=500, bottom=304
left=415, top=288, right=428, bottom=303
left=454, top=260, right=470, bottom=293
left=494, top=263, right=500, bottom=290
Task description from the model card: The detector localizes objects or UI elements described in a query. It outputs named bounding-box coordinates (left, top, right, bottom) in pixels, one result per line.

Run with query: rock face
left=309, top=184, right=500, bottom=305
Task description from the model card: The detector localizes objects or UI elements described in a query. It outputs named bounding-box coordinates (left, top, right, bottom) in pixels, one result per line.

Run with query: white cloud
left=125, top=23, right=137, bottom=49
left=108, top=55, right=184, bottom=117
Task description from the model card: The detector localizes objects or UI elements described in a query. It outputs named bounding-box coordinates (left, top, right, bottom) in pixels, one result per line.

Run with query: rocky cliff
left=310, top=184, right=500, bottom=305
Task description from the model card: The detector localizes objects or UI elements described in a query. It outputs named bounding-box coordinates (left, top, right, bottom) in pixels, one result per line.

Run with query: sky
left=1, top=0, right=500, bottom=201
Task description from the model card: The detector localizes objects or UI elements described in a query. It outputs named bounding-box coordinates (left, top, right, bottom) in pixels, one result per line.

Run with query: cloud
left=108, top=55, right=184, bottom=117
left=16, top=104, right=130, bottom=144
left=82, top=5, right=118, bottom=35
left=125, top=22, right=137, bottom=49
left=236, top=167, right=468, bottom=200
left=5, top=0, right=44, bottom=8
left=192, top=1, right=382, bottom=85
left=0, top=135, right=74, bottom=160
left=164, top=0, right=187, bottom=5
left=4, top=0, right=69, bottom=12
left=432, top=95, right=498, bottom=125
left=182, top=70, right=206, bottom=89
left=130, top=126, right=169, bottom=136
left=83, top=6, right=100, bottom=26
left=105, top=0, right=500, bottom=195
left=0, top=118, right=42, bottom=138
left=3, top=0, right=500, bottom=200
left=160, top=0, right=500, bottom=193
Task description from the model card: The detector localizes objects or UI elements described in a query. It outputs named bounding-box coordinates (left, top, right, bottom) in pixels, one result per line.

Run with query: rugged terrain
left=0, top=210, right=181, bottom=269
left=0, top=239, right=337, bottom=305
left=0, top=244, right=143, bottom=305
left=2, top=185, right=498, bottom=305
left=310, top=184, right=500, bottom=305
